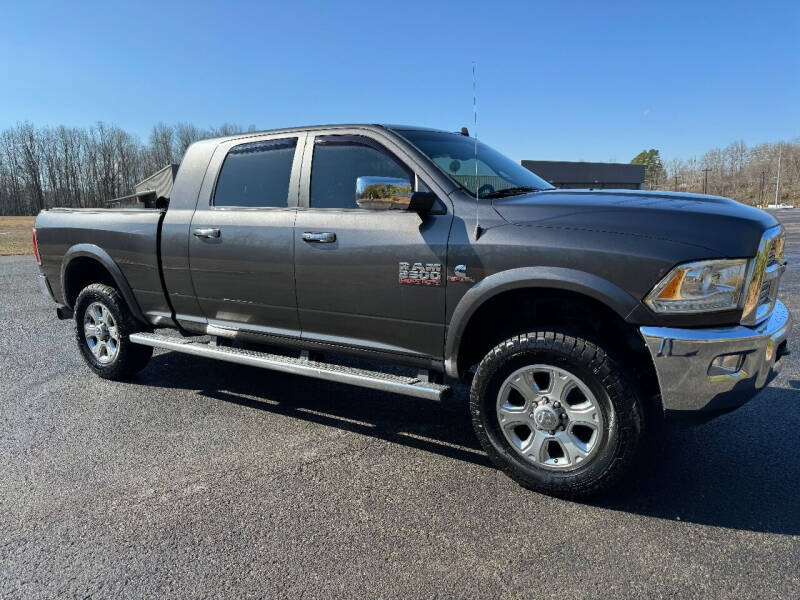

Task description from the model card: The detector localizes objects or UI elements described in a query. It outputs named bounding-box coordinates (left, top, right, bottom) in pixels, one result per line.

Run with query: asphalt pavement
left=1, top=213, right=799, bottom=599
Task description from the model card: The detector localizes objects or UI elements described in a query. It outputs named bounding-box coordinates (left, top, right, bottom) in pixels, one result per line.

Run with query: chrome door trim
left=193, top=228, right=221, bottom=238
left=301, top=232, right=336, bottom=243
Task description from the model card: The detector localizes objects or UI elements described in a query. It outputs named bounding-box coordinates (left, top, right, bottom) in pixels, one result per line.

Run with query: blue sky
left=1, top=0, right=797, bottom=162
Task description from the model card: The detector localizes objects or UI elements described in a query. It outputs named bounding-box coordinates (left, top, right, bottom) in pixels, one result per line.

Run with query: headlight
left=645, top=259, right=748, bottom=313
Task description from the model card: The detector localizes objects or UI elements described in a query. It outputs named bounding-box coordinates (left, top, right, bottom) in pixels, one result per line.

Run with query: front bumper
left=640, top=300, right=791, bottom=418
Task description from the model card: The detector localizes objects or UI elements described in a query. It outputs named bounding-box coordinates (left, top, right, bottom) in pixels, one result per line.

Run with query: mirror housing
left=355, top=176, right=437, bottom=212
left=355, top=176, right=414, bottom=210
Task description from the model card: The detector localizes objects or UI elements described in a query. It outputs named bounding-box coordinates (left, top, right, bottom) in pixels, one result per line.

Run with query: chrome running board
left=130, top=332, right=450, bottom=400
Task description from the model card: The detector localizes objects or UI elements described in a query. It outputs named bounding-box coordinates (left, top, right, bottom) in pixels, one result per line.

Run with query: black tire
left=74, top=283, right=153, bottom=380
left=470, top=330, right=643, bottom=498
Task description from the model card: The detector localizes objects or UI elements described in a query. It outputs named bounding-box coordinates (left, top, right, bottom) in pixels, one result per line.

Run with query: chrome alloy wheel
left=496, top=364, right=604, bottom=470
left=83, top=301, right=120, bottom=364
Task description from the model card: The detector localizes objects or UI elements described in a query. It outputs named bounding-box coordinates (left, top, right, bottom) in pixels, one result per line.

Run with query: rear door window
left=214, top=138, right=297, bottom=207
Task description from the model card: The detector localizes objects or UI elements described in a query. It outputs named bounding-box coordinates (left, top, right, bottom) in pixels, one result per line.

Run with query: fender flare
left=60, top=244, right=148, bottom=325
left=444, top=266, right=641, bottom=378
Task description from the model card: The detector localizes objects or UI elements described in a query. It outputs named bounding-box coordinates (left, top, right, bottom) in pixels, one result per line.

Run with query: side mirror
left=355, top=176, right=415, bottom=210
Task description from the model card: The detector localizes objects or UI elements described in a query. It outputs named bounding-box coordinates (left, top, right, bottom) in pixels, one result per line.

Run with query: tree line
left=0, top=121, right=255, bottom=215
left=633, top=139, right=799, bottom=205
left=0, top=120, right=797, bottom=215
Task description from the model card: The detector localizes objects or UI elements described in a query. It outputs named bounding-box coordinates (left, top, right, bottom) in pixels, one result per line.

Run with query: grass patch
left=0, top=216, right=35, bottom=255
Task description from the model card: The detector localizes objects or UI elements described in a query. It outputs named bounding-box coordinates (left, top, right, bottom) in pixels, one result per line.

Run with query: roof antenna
left=472, top=62, right=483, bottom=240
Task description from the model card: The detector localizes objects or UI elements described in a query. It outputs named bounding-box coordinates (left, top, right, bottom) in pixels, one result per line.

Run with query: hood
left=492, top=189, right=777, bottom=256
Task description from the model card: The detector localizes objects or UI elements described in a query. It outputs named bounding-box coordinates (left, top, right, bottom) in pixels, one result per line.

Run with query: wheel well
left=455, top=288, right=659, bottom=398
left=63, top=257, right=117, bottom=308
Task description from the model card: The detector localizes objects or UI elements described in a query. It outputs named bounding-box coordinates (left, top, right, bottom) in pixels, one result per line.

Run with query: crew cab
left=33, top=124, right=791, bottom=497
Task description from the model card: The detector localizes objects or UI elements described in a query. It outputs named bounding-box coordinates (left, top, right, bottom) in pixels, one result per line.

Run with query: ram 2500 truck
left=33, top=124, right=791, bottom=497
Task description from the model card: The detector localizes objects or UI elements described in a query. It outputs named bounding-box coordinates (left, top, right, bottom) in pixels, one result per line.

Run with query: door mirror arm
left=407, top=191, right=437, bottom=213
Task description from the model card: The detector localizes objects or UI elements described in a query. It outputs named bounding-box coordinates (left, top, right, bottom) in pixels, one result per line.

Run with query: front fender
left=61, top=244, right=148, bottom=325
left=444, top=266, right=641, bottom=378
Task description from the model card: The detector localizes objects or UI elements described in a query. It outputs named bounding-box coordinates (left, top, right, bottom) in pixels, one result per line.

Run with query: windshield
left=393, top=129, right=554, bottom=198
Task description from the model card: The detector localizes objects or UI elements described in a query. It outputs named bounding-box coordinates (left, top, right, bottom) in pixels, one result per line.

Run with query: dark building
left=521, top=160, right=645, bottom=190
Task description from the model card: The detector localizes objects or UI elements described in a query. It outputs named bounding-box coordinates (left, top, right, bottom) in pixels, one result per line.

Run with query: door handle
left=193, top=228, right=221, bottom=239
left=302, top=232, right=336, bottom=243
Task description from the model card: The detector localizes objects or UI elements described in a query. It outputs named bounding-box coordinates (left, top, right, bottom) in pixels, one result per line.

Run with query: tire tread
left=74, top=283, right=152, bottom=381
left=470, top=328, right=642, bottom=498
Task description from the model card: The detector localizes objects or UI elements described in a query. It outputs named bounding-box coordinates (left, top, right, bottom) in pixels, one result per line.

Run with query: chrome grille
left=767, top=242, right=779, bottom=267
left=742, top=226, right=785, bottom=325
left=758, top=279, right=772, bottom=306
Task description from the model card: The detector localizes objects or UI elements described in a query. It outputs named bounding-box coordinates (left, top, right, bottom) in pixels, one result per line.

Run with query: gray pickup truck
left=33, top=124, right=791, bottom=497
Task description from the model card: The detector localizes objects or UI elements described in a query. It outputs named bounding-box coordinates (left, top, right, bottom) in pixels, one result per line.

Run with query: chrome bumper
left=640, top=300, right=792, bottom=417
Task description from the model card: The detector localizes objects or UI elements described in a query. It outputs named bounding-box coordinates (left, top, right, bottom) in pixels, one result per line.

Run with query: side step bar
left=129, top=332, right=450, bottom=401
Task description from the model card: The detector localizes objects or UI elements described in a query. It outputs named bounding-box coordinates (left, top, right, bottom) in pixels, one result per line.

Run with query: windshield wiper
left=480, top=186, right=540, bottom=199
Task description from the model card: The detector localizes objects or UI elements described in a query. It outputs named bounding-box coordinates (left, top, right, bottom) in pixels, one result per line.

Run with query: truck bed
left=34, top=207, right=170, bottom=324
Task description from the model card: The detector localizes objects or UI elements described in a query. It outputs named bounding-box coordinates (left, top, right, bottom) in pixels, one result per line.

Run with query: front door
left=294, top=134, right=452, bottom=359
left=188, top=135, right=303, bottom=337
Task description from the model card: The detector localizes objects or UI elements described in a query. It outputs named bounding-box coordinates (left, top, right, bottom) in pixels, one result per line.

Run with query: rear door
left=188, top=133, right=305, bottom=337
left=293, top=131, right=453, bottom=359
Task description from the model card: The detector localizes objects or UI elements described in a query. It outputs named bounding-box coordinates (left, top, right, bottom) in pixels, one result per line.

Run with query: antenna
left=775, top=143, right=782, bottom=205
left=473, top=62, right=483, bottom=240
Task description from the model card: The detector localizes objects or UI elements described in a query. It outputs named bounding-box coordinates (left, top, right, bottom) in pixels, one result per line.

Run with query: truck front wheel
left=74, top=283, right=153, bottom=380
left=470, top=330, right=643, bottom=498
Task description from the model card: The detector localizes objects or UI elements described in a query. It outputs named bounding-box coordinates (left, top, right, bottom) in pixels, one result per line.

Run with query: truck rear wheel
left=74, top=283, right=153, bottom=380
left=470, top=330, right=643, bottom=498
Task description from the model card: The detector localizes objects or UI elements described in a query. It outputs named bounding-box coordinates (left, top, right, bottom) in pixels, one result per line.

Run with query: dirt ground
left=0, top=216, right=35, bottom=255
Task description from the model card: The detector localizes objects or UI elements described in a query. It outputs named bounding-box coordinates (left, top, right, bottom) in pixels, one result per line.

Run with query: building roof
left=522, top=160, right=645, bottom=185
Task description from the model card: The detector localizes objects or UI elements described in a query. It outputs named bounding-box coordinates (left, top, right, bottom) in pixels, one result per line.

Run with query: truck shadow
left=137, top=353, right=800, bottom=536
left=589, top=392, right=800, bottom=536
left=139, top=352, right=492, bottom=468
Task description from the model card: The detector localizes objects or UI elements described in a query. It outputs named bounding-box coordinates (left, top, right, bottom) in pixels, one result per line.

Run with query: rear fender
left=61, top=244, right=148, bottom=325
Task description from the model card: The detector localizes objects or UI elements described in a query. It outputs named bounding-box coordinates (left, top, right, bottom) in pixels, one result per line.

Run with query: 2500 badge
left=398, top=262, right=441, bottom=286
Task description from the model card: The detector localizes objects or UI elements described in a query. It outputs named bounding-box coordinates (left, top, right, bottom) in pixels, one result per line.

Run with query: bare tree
left=661, top=139, right=799, bottom=206
left=0, top=120, right=253, bottom=214
left=175, top=122, right=202, bottom=159
left=2, top=121, right=797, bottom=215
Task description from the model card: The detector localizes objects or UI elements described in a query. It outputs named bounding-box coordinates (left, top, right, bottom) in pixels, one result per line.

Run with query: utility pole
left=701, top=168, right=712, bottom=194
left=759, top=170, right=766, bottom=206
left=774, top=144, right=782, bottom=206
left=674, top=175, right=678, bottom=191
